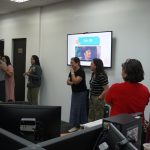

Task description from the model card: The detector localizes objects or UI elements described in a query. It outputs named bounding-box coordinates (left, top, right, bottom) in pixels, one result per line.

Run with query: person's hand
left=67, top=80, right=73, bottom=85
left=70, top=67, right=74, bottom=74
left=98, top=95, right=103, bottom=100
left=23, top=72, right=30, bottom=76
left=23, top=72, right=26, bottom=77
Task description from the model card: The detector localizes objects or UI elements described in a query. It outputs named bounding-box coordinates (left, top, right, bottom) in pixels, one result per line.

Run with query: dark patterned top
left=90, top=72, right=108, bottom=96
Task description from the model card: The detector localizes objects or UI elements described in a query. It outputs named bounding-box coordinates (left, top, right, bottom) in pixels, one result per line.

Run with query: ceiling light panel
left=10, top=0, right=29, bottom=3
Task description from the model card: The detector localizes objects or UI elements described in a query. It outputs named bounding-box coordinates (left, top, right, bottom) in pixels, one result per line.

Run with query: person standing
left=2, top=55, right=15, bottom=102
left=24, top=55, right=42, bottom=105
left=89, top=58, right=109, bottom=122
left=105, top=58, right=150, bottom=119
left=0, top=54, right=7, bottom=102
left=67, top=57, right=88, bottom=132
left=105, top=59, right=150, bottom=149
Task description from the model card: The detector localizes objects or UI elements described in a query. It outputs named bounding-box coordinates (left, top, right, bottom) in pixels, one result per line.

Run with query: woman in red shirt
left=105, top=59, right=150, bottom=119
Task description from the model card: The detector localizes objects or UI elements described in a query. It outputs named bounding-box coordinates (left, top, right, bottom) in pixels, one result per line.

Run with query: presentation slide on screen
left=67, top=32, right=112, bottom=67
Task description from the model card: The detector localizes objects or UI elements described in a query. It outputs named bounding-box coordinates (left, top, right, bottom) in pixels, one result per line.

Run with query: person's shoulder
left=79, top=67, right=85, bottom=73
left=35, top=65, right=42, bottom=70
left=99, top=72, right=107, bottom=77
left=35, top=64, right=40, bottom=67
left=139, top=83, right=150, bottom=92
left=98, top=72, right=108, bottom=80
left=110, top=82, right=123, bottom=88
left=8, top=64, right=13, bottom=67
left=76, top=67, right=85, bottom=77
left=138, top=83, right=150, bottom=98
left=33, top=65, right=42, bottom=73
left=8, top=64, right=14, bottom=70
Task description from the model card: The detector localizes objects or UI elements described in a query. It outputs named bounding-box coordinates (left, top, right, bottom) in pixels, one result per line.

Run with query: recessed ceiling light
left=10, top=0, right=29, bottom=3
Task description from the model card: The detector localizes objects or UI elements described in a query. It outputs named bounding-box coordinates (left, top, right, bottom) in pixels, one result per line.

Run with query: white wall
left=0, top=0, right=150, bottom=122
left=0, top=8, right=41, bottom=99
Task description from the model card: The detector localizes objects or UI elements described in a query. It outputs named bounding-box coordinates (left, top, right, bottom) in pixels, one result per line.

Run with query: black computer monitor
left=103, top=114, right=142, bottom=149
left=0, top=127, right=34, bottom=150
left=0, top=104, right=61, bottom=143
left=37, top=125, right=103, bottom=150
left=106, top=123, right=138, bottom=150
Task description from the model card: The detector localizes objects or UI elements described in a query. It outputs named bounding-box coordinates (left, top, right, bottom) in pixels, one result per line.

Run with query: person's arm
left=70, top=73, right=82, bottom=85
left=24, top=67, right=32, bottom=76
left=70, top=67, right=82, bottom=85
left=67, top=77, right=73, bottom=85
left=27, top=66, right=42, bottom=79
left=104, top=85, right=114, bottom=105
left=4, top=68, right=13, bottom=77
left=1, top=63, right=12, bottom=76
left=98, top=84, right=109, bottom=100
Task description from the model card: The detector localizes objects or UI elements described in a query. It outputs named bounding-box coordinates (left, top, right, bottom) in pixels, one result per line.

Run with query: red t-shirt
left=105, top=82, right=150, bottom=118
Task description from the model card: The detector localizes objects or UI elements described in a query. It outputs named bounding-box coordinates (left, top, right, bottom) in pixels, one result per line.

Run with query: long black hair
left=122, top=58, right=144, bottom=83
left=32, top=55, right=40, bottom=66
left=92, top=58, right=106, bottom=78
left=4, top=55, right=11, bottom=66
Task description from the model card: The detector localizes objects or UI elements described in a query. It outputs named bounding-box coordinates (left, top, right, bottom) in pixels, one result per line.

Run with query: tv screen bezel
left=67, top=31, right=112, bottom=68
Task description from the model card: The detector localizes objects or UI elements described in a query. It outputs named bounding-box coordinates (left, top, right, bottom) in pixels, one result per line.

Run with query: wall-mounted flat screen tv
left=67, top=31, right=112, bottom=67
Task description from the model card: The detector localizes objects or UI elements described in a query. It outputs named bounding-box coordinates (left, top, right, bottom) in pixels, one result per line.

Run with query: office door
left=13, top=38, right=26, bottom=101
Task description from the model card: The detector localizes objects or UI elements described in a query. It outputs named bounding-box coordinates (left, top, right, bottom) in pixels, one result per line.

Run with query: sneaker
left=68, top=127, right=79, bottom=133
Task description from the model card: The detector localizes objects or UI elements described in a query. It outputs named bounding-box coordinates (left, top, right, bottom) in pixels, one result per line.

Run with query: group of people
left=67, top=57, right=150, bottom=132
left=1, top=53, right=150, bottom=135
left=0, top=54, right=42, bottom=105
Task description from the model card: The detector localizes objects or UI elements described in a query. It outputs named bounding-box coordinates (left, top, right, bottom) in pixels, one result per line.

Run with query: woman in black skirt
left=67, top=57, right=88, bottom=132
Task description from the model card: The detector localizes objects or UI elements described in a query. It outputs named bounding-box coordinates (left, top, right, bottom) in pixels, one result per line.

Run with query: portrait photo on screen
left=75, top=46, right=101, bottom=61
left=67, top=31, right=112, bottom=67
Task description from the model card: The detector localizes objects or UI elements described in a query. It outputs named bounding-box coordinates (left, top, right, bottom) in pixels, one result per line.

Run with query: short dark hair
left=71, top=57, right=80, bottom=65
left=122, top=59, right=144, bottom=83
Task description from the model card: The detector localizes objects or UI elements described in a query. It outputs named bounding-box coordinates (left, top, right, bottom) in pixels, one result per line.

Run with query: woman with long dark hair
left=24, top=55, right=42, bottom=105
left=89, top=58, right=109, bottom=121
left=2, top=55, right=15, bottom=102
